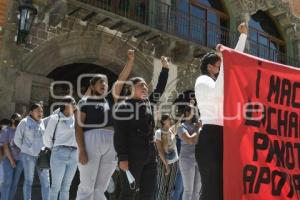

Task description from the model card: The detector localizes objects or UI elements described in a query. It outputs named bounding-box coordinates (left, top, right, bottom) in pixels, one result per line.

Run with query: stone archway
left=13, top=31, right=155, bottom=113
left=19, top=31, right=153, bottom=79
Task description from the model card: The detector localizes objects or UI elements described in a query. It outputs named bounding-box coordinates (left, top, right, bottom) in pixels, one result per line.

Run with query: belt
left=57, top=145, right=77, bottom=150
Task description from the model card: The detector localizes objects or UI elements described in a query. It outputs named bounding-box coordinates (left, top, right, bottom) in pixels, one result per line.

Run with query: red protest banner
left=222, top=46, right=300, bottom=200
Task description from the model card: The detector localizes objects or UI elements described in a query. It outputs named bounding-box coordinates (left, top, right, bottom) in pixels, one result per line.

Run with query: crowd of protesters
left=0, top=22, right=248, bottom=200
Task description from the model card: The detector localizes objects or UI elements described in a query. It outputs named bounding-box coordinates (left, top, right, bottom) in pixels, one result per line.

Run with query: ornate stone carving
left=230, top=0, right=300, bottom=58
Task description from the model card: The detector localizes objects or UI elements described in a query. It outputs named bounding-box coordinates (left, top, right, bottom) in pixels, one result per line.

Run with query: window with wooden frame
left=248, top=10, right=286, bottom=63
left=173, top=0, right=230, bottom=48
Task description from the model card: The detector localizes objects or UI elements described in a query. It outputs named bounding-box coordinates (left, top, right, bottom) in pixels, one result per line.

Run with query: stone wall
left=0, top=0, right=8, bottom=51
left=0, top=0, right=300, bottom=119
left=289, top=0, right=300, bottom=17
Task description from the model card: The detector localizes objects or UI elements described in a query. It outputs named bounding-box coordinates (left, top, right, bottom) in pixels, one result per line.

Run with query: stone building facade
left=0, top=0, right=300, bottom=119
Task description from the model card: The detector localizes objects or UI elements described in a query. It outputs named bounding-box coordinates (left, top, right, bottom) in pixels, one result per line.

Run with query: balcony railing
left=78, top=0, right=299, bottom=67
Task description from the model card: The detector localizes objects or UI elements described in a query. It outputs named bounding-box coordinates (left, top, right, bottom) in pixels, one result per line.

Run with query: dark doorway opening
left=46, top=63, right=118, bottom=115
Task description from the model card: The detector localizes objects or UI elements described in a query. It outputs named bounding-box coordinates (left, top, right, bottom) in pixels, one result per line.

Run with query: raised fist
left=127, top=49, right=135, bottom=61
left=238, top=22, right=248, bottom=35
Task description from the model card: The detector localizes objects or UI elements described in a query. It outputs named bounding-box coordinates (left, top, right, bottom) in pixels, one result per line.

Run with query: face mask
left=126, top=170, right=136, bottom=190
left=1, top=125, right=7, bottom=130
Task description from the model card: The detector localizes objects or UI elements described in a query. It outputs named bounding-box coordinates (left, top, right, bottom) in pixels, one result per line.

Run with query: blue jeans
left=0, top=161, right=4, bottom=198
left=172, top=169, right=183, bottom=200
left=49, top=146, right=77, bottom=200
left=179, top=157, right=201, bottom=200
left=21, top=152, right=50, bottom=200
left=1, top=158, right=23, bottom=200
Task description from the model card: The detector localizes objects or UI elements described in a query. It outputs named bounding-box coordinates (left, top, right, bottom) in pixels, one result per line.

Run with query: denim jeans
left=0, top=161, right=4, bottom=198
left=172, top=169, right=183, bottom=200
left=76, top=129, right=117, bottom=200
left=21, top=152, right=50, bottom=200
left=179, top=156, right=201, bottom=200
left=1, top=158, right=23, bottom=200
left=49, top=146, right=77, bottom=200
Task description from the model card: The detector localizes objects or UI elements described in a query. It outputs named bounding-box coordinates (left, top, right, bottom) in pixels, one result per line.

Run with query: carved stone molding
left=227, top=0, right=300, bottom=58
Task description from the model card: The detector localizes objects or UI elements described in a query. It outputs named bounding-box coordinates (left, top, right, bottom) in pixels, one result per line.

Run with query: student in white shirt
left=43, top=96, right=77, bottom=200
left=194, top=23, right=248, bottom=200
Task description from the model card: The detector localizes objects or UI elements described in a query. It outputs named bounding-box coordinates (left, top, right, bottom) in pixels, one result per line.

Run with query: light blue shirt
left=43, top=112, right=76, bottom=148
left=177, top=122, right=199, bottom=158
left=14, top=116, right=45, bottom=157
left=0, top=127, right=21, bottom=160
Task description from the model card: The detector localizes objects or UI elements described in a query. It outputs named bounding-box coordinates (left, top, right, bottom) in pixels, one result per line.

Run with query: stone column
left=294, top=38, right=300, bottom=64
left=0, top=67, right=18, bottom=119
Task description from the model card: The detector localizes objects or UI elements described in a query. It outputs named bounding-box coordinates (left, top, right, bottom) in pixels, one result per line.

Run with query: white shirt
left=43, top=112, right=77, bottom=148
left=43, top=108, right=60, bottom=128
left=195, top=33, right=248, bottom=126
left=154, top=129, right=179, bottom=164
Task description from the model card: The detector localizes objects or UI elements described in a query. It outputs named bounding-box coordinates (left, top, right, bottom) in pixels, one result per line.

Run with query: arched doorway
left=13, top=31, right=155, bottom=116
left=46, top=63, right=118, bottom=115
left=45, top=63, right=118, bottom=199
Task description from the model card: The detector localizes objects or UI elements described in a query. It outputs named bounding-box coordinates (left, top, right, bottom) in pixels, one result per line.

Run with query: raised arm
left=214, top=22, right=248, bottom=95
left=149, top=56, right=170, bottom=104
left=113, top=50, right=135, bottom=102
left=178, top=126, right=199, bottom=145
left=43, top=115, right=58, bottom=148
left=235, top=22, right=248, bottom=52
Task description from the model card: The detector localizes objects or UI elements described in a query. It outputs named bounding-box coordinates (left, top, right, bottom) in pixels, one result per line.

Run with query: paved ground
left=15, top=170, right=80, bottom=200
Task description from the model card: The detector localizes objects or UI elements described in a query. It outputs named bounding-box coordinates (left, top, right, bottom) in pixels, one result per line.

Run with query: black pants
left=195, top=125, right=223, bottom=200
left=118, top=158, right=157, bottom=200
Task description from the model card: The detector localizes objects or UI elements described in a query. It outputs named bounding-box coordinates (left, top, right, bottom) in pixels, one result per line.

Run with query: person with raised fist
left=75, top=49, right=136, bottom=200
left=113, top=56, right=170, bottom=200
left=194, top=22, right=248, bottom=200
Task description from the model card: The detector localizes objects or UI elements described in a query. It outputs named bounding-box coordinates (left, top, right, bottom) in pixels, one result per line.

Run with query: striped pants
left=155, top=159, right=178, bottom=200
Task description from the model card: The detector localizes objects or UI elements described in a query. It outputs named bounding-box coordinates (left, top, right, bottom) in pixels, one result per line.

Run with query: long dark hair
left=59, top=96, right=76, bottom=113
left=183, top=105, right=198, bottom=123
left=122, top=77, right=145, bottom=97
left=200, top=52, right=221, bottom=75
left=160, top=114, right=171, bottom=127
left=90, top=74, right=108, bottom=86
left=10, top=113, right=21, bottom=127
left=30, top=102, right=43, bottom=112
left=29, top=102, right=43, bottom=119
left=89, top=74, right=108, bottom=95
